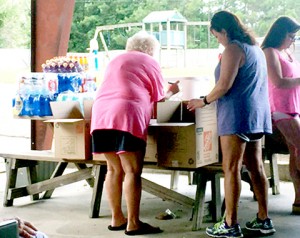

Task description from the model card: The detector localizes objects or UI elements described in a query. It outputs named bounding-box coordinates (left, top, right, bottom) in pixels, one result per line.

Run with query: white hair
left=126, top=31, right=160, bottom=56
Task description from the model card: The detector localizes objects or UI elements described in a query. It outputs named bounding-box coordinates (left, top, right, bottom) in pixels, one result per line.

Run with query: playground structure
left=142, top=10, right=187, bottom=49
left=92, top=10, right=210, bottom=67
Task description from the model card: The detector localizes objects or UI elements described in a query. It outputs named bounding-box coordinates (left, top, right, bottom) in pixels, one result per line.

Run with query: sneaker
left=245, top=215, right=276, bottom=234
left=206, top=221, right=243, bottom=238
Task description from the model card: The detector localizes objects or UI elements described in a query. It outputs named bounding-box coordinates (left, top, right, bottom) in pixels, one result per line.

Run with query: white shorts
left=272, top=111, right=299, bottom=123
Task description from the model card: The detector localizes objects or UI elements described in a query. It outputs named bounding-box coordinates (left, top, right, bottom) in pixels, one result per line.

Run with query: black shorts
left=92, top=129, right=146, bottom=154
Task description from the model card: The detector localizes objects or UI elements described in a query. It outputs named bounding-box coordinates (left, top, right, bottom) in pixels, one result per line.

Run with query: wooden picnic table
left=0, top=149, right=224, bottom=231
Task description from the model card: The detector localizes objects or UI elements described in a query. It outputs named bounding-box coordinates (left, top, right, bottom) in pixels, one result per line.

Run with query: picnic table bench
left=0, top=150, right=224, bottom=231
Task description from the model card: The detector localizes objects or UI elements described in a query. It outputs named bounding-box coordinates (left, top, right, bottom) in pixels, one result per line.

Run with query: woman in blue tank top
left=187, top=11, right=275, bottom=238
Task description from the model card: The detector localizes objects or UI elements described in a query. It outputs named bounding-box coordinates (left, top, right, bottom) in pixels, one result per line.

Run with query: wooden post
left=30, top=0, right=75, bottom=150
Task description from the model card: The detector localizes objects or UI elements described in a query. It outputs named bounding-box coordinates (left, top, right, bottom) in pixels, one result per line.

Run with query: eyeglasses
left=288, top=34, right=296, bottom=41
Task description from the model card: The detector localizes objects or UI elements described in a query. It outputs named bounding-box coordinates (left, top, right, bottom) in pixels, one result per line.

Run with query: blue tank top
left=215, top=40, right=272, bottom=136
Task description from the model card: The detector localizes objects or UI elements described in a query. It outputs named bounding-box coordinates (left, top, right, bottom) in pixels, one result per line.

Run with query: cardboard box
left=156, top=100, right=195, bottom=123
left=195, top=103, right=219, bottom=167
left=157, top=101, right=182, bottom=122
left=164, top=77, right=212, bottom=100
left=144, top=126, right=157, bottom=162
left=92, top=153, right=105, bottom=161
left=46, top=100, right=93, bottom=160
left=155, top=101, right=219, bottom=169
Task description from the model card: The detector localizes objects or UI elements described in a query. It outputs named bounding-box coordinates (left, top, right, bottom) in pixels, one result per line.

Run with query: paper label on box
left=196, top=126, right=218, bottom=166
left=203, top=131, right=213, bottom=152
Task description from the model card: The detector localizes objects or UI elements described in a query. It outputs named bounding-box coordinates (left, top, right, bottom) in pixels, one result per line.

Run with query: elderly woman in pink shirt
left=91, top=31, right=179, bottom=236
left=261, top=16, right=300, bottom=215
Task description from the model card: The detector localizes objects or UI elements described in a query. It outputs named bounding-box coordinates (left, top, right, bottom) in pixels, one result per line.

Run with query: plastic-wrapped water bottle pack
left=12, top=72, right=96, bottom=117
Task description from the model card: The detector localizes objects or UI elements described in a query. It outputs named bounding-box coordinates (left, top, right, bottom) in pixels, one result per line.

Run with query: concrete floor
left=0, top=154, right=299, bottom=238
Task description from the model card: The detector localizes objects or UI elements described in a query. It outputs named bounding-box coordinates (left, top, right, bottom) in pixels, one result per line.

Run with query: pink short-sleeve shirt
left=91, top=51, right=165, bottom=141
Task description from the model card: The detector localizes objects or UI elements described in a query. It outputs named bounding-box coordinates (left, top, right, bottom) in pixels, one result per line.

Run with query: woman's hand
left=169, top=80, right=180, bottom=95
left=187, top=98, right=205, bottom=111
left=165, top=80, right=180, bottom=99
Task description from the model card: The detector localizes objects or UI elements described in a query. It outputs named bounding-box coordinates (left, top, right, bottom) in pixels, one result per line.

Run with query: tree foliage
left=68, top=0, right=300, bottom=52
left=0, top=0, right=31, bottom=48
left=0, top=0, right=299, bottom=51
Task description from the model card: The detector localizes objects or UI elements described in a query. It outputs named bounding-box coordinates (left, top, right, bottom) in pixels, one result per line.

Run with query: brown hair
left=261, top=16, right=300, bottom=49
left=210, top=10, right=257, bottom=45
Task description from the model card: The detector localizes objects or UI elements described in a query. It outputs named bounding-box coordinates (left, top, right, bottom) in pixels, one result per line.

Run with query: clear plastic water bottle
left=33, top=93, right=41, bottom=116
left=12, top=94, right=23, bottom=116
left=23, top=93, right=35, bottom=116
left=39, top=94, right=52, bottom=116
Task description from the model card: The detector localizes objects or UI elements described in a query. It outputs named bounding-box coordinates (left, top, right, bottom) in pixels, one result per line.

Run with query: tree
left=0, top=0, right=30, bottom=48
left=1, top=0, right=300, bottom=50
left=72, top=0, right=300, bottom=52
left=69, top=0, right=143, bottom=52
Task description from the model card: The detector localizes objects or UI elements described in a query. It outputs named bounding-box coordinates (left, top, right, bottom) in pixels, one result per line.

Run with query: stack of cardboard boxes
left=47, top=99, right=219, bottom=168
left=46, top=100, right=93, bottom=160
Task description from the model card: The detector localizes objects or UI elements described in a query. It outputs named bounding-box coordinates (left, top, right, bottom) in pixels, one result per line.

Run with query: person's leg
left=119, top=150, right=144, bottom=231
left=276, top=118, right=300, bottom=206
left=206, top=135, right=245, bottom=238
left=221, top=135, right=246, bottom=226
left=104, top=152, right=127, bottom=227
left=243, top=140, right=269, bottom=219
left=240, top=164, right=256, bottom=199
left=287, top=144, right=300, bottom=206
left=243, top=139, right=276, bottom=234
left=119, top=150, right=162, bottom=235
left=286, top=143, right=300, bottom=214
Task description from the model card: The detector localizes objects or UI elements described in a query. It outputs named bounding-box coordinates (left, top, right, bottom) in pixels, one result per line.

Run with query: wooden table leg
left=170, top=170, right=180, bottom=189
left=42, top=162, right=68, bottom=199
left=211, top=173, right=222, bottom=222
left=269, top=154, right=280, bottom=195
left=4, top=159, right=40, bottom=204
left=89, top=164, right=107, bottom=218
left=74, top=163, right=94, bottom=187
left=27, top=165, right=39, bottom=201
left=4, top=159, right=17, bottom=207
left=192, top=171, right=208, bottom=231
left=192, top=165, right=223, bottom=231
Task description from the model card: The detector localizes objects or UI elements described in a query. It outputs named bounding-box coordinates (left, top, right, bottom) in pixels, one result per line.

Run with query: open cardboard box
left=156, top=100, right=195, bottom=123
left=151, top=100, right=219, bottom=169
left=45, top=100, right=93, bottom=160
